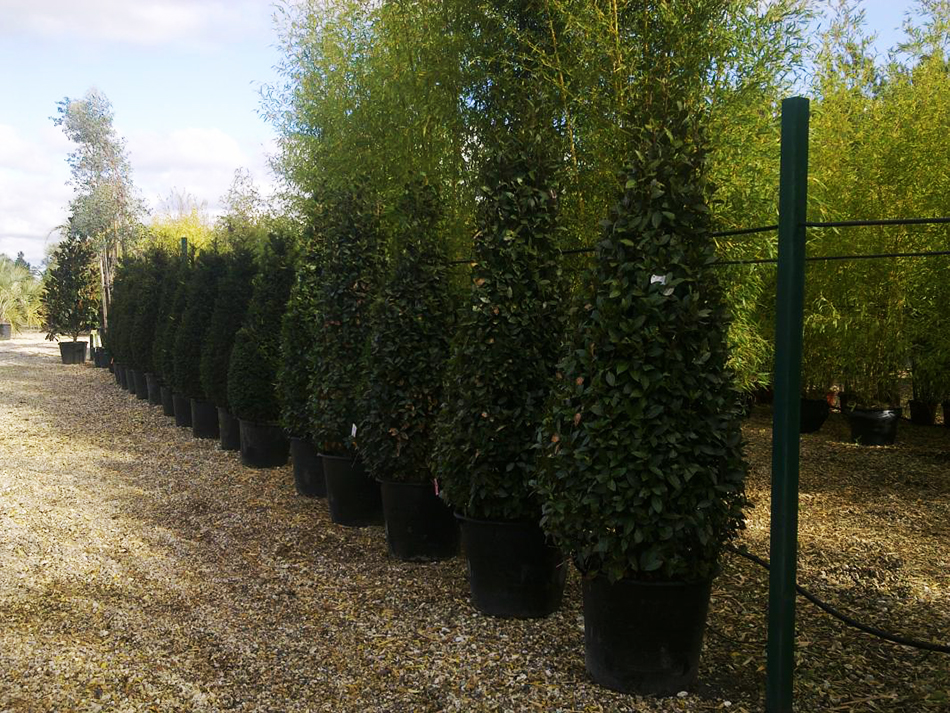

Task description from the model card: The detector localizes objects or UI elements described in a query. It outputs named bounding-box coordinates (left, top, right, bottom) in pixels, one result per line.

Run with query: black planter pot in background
left=145, top=373, right=162, bottom=405
left=58, top=340, right=86, bottom=364
left=92, top=347, right=108, bottom=368
left=909, top=400, right=938, bottom=426
left=582, top=575, right=712, bottom=696
left=133, top=370, right=149, bottom=400
left=322, top=454, right=383, bottom=527
left=126, top=368, right=139, bottom=393
left=456, top=516, right=566, bottom=619
left=160, top=385, right=175, bottom=417
left=173, top=393, right=193, bottom=428
left=190, top=399, right=220, bottom=439
left=799, top=398, right=830, bottom=434
left=217, top=407, right=241, bottom=451
left=0, top=323, right=11, bottom=340
left=290, top=437, right=325, bottom=497
left=847, top=407, right=900, bottom=446
left=380, top=480, right=459, bottom=562
left=115, top=363, right=126, bottom=388
left=238, top=419, right=289, bottom=468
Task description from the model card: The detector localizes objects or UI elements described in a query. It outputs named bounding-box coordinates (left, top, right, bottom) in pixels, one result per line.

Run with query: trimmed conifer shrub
left=433, top=115, right=567, bottom=522
left=131, top=248, right=171, bottom=374
left=306, top=190, right=382, bottom=455
left=227, top=231, right=297, bottom=424
left=173, top=251, right=227, bottom=399
left=359, top=180, right=457, bottom=483
left=536, top=104, right=749, bottom=584
left=106, top=255, right=144, bottom=366
left=200, top=246, right=258, bottom=408
left=278, top=238, right=319, bottom=438
left=154, top=258, right=191, bottom=385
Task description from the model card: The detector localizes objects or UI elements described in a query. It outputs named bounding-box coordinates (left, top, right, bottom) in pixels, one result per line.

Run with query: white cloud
left=0, top=0, right=273, bottom=47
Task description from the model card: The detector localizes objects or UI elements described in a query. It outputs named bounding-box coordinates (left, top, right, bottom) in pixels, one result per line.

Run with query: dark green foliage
left=227, top=231, right=297, bottom=423
left=433, top=122, right=567, bottom=521
left=200, top=247, right=258, bottom=407
left=536, top=106, right=748, bottom=584
left=131, top=248, right=171, bottom=374
left=42, top=227, right=101, bottom=342
left=359, top=181, right=458, bottom=483
left=104, top=257, right=137, bottom=363
left=153, top=259, right=190, bottom=383
left=306, top=191, right=382, bottom=454
left=278, top=244, right=319, bottom=437
left=174, top=251, right=226, bottom=399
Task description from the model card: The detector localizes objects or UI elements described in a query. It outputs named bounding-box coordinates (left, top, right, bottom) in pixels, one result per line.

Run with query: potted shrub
left=174, top=250, right=227, bottom=438
left=41, top=229, right=100, bottom=364
left=360, top=180, right=459, bottom=560
left=107, top=257, right=144, bottom=390
left=132, top=248, right=172, bottom=405
left=307, top=190, right=384, bottom=526
left=155, top=257, right=193, bottom=424
left=201, top=245, right=258, bottom=450
left=227, top=230, right=296, bottom=467
left=536, top=107, right=749, bottom=695
left=433, top=116, right=568, bottom=617
left=278, top=243, right=324, bottom=496
left=799, top=295, right=839, bottom=433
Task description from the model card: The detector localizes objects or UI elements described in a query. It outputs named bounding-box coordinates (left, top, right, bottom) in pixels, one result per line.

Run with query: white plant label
left=351, top=423, right=358, bottom=438
left=651, top=274, right=667, bottom=285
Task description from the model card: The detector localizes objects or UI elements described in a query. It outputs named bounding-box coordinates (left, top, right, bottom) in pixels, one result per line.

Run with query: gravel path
left=0, top=333, right=947, bottom=712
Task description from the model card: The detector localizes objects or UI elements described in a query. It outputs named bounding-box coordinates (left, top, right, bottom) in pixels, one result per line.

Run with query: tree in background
left=53, top=90, right=144, bottom=335
left=0, top=254, right=43, bottom=332
left=40, top=224, right=100, bottom=342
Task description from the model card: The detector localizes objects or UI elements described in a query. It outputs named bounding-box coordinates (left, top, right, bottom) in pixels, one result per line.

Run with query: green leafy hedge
left=536, top=107, right=748, bottom=584
left=173, top=251, right=226, bottom=399
left=359, top=180, right=457, bottom=483
left=227, top=231, right=296, bottom=423
left=131, top=248, right=170, bottom=374
left=200, top=247, right=258, bottom=408
left=154, top=258, right=191, bottom=384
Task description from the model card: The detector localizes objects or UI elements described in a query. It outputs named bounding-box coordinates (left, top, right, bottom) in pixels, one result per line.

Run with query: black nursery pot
left=133, top=370, right=149, bottom=400
left=217, top=407, right=241, bottom=451
left=145, top=373, right=162, bottom=405
left=58, top=340, right=86, bottom=364
left=238, top=419, right=289, bottom=468
left=160, top=385, right=175, bottom=417
left=456, top=516, right=566, bottom=619
left=799, top=397, right=830, bottom=434
left=190, top=399, right=220, bottom=439
left=0, top=323, right=11, bottom=340
left=173, top=392, right=193, bottom=428
left=380, top=480, right=459, bottom=562
left=290, top=437, right=325, bottom=497
left=583, top=575, right=712, bottom=696
left=126, top=368, right=139, bottom=393
left=322, top=454, right=383, bottom=527
left=847, top=407, right=900, bottom=446
left=115, top=363, right=126, bottom=388
left=909, top=400, right=938, bottom=426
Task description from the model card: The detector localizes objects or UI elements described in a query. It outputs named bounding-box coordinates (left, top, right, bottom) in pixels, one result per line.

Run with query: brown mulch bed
left=0, top=332, right=947, bottom=712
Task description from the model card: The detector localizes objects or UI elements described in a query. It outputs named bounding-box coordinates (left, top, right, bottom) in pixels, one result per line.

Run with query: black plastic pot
left=92, top=347, right=106, bottom=367
left=909, top=400, right=938, bottom=426
left=133, top=370, right=149, bottom=400
left=0, top=323, right=11, bottom=340
left=173, top=393, right=193, bottom=428
left=126, top=368, right=139, bottom=393
left=290, top=437, right=325, bottom=497
left=115, top=363, right=126, bottom=388
left=145, top=373, right=162, bottom=405
left=583, top=575, right=712, bottom=696
left=847, top=407, right=900, bottom=446
left=190, top=399, right=220, bottom=439
left=217, top=407, right=241, bottom=451
left=456, top=516, right=566, bottom=618
left=322, top=454, right=383, bottom=527
left=160, top=385, right=175, bottom=417
left=59, top=340, right=86, bottom=364
left=799, top=398, right=830, bottom=434
left=238, top=419, right=289, bottom=468
left=380, top=480, right=459, bottom=561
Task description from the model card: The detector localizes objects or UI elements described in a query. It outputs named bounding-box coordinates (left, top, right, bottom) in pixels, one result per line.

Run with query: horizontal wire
left=806, top=216, right=950, bottom=229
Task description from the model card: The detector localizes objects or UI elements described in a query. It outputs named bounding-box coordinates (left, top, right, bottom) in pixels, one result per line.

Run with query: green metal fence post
left=180, top=237, right=188, bottom=262
left=767, top=96, right=810, bottom=713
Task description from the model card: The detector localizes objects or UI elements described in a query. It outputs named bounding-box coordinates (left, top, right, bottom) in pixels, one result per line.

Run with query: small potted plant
left=536, top=107, right=749, bottom=695
left=41, top=228, right=100, bottom=365
left=307, top=190, right=384, bottom=526
left=174, top=250, right=227, bottom=439
left=434, top=117, right=568, bottom=618
left=227, top=230, right=296, bottom=467
left=360, top=179, right=459, bottom=560
left=201, top=245, right=258, bottom=450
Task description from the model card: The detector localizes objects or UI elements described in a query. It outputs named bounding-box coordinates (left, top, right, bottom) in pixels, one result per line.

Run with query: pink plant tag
left=433, top=478, right=440, bottom=496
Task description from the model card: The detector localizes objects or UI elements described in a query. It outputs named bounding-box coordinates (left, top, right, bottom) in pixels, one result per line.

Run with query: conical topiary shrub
left=227, top=230, right=296, bottom=467
left=131, top=247, right=171, bottom=401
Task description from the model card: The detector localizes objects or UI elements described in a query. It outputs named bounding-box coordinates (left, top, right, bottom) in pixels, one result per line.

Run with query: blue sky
left=0, top=1, right=924, bottom=267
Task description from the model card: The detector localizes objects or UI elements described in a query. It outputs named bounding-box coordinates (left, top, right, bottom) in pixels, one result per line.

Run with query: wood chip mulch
left=0, top=333, right=947, bottom=712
